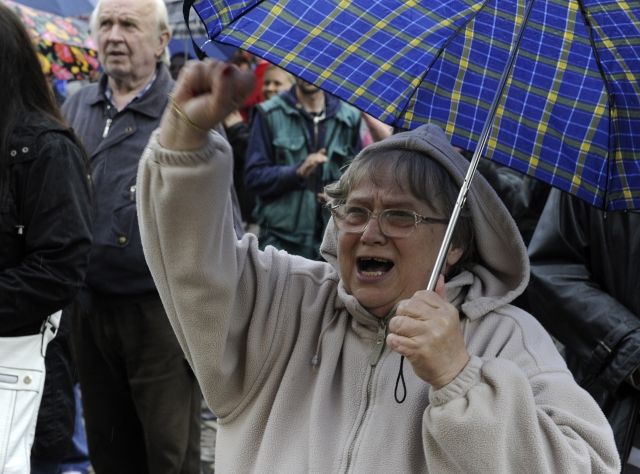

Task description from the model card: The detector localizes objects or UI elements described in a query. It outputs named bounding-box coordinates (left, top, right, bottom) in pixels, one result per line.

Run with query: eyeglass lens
left=334, top=207, right=418, bottom=238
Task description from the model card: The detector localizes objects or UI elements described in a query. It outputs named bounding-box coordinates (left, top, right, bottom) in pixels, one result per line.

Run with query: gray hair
left=325, top=148, right=477, bottom=276
left=90, top=0, right=172, bottom=64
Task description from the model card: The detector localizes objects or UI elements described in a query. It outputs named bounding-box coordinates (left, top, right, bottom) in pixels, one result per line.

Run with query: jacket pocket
left=272, top=135, right=306, bottom=166
left=325, top=142, right=352, bottom=184
left=257, top=188, right=317, bottom=239
left=109, top=184, right=137, bottom=248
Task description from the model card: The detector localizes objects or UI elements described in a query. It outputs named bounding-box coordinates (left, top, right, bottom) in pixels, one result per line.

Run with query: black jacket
left=0, top=112, right=93, bottom=336
left=225, top=120, right=254, bottom=224
left=527, top=188, right=640, bottom=461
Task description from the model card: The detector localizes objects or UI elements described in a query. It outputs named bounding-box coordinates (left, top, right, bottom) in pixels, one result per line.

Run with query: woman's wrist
left=158, top=97, right=210, bottom=151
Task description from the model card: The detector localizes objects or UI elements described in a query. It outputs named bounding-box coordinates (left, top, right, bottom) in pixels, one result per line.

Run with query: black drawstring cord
left=394, top=355, right=407, bottom=403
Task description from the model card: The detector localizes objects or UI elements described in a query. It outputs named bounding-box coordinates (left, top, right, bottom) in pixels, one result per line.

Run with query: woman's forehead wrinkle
left=347, top=181, right=421, bottom=209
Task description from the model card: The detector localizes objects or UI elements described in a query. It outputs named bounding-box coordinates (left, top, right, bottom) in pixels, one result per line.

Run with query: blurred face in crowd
left=295, top=77, right=321, bottom=96
left=94, top=0, right=169, bottom=85
left=262, top=67, right=294, bottom=100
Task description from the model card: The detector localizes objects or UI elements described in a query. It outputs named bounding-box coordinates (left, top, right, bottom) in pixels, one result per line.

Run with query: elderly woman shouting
left=137, top=60, right=619, bottom=472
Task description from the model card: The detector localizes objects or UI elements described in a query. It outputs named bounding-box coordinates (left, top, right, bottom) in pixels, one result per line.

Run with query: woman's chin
left=357, top=294, right=395, bottom=318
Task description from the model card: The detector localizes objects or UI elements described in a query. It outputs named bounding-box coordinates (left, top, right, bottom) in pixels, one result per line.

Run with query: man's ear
left=156, top=31, right=171, bottom=58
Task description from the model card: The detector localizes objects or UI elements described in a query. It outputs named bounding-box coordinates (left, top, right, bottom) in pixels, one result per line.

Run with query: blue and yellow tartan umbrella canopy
left=192, top=0, right=640, bottom=210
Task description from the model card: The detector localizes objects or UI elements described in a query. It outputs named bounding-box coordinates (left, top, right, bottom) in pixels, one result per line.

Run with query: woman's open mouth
left=357, top=257, right=394, bottom=277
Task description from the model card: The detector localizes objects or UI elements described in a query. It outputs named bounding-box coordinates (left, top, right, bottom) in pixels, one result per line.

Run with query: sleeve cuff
left=146, top=128, right=232, bottom=166
left=429, top=355, right=483, bottom=406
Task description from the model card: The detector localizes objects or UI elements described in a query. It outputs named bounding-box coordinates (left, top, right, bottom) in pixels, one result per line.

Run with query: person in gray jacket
left=61, top=0, right=200, bottom=471
left=137, top=59, right=620, bottom=472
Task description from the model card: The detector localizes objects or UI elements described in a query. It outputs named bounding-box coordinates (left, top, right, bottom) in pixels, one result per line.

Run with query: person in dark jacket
left=245, top=78, right=362, bottom=259
left=0, top=5, right=93, bottom=473
left=61, top=0, right=201, bottom=472
left=527, top=188, right=640, bottom=472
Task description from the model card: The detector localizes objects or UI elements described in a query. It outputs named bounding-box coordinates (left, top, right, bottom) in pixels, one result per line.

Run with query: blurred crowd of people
left=0, top=0, right=637, bottom=472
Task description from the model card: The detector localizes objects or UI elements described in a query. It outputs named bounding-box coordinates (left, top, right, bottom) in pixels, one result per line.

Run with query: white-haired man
left=62, top=0, right=200, bottom=471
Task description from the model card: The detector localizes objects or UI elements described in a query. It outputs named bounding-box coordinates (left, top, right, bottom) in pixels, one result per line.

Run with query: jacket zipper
left=102, top=104, right=113, bottom=138
left=313, top=114, right=321, bottom=151
left=368, top=319, right=387, bottom=366
left=344, top=319, right=388, bottom=472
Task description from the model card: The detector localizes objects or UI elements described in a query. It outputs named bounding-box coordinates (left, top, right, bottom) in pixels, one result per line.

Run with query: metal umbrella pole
left=393, top=0, right=539, bottom=405
left=426, top=0, right=537, bottom=291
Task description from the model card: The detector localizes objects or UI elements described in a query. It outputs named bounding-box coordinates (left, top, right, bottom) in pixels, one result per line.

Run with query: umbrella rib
left=201, top=0, right=268, bottom=38
left=427, top=0, right=537, bottom=291
left=396, top=0, right=488, bottom=126
left=574, top=0, right=619, bottom=209
left=194, top=0, right=274, bottom=57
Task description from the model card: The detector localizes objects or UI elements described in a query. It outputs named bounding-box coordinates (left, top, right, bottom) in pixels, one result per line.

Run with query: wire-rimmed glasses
left=330, top=204, right=449, bottom=238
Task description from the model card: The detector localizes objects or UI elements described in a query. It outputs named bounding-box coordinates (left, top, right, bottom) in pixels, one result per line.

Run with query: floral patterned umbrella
left=3, top=0, right=100, bottom=81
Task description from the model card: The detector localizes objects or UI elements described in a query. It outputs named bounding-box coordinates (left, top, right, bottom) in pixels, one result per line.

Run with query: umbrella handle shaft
left=426, top=0, right=536, bottom=291
left=426, top=170, right=471, bottom=291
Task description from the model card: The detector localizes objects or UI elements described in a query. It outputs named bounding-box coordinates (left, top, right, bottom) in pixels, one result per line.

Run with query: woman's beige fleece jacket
left=137, top=124, right=620, bottom=473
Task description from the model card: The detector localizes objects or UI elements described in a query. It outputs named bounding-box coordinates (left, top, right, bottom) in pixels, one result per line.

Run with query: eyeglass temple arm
left=426, top=0, right=534, bottom=291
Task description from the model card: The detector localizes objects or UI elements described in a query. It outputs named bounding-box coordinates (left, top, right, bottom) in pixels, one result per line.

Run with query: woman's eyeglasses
left=330, top=204, right=449, bottom=238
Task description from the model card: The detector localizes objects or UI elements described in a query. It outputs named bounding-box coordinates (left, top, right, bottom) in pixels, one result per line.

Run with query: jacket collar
left=85, top=63, right=173, bottom=119
left=10, top=111, right=71, bottom=151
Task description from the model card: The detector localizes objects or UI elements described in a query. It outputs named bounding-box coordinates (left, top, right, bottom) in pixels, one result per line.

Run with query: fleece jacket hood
left=320, top=123, right=529, bottom=321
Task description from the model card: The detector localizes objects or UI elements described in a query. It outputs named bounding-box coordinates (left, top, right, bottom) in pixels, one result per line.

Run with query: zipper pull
left=369, top=321, right=387, bottom=366
left=15, top=225, right=24, bottom=235
left=102, top=118, right=112, bottom=138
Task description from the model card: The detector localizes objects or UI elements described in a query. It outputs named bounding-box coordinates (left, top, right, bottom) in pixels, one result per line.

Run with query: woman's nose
left=360, top=214, right=386, bottom=243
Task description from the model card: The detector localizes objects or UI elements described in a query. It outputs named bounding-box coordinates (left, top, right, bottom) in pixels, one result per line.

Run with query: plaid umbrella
left=3, top=0, right=100, bottom=81
left=166, top=0, right=238, bottom=59
left=191, top=0, right=639, bottom=212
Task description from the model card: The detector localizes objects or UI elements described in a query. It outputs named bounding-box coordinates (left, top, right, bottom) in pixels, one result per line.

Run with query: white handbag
left=0, top=311, right=61, bottom=474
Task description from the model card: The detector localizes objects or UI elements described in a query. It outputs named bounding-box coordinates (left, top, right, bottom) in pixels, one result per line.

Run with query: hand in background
left=362, top=112, right=392, bottom=143
left=297, top=148, right=327, bottom=178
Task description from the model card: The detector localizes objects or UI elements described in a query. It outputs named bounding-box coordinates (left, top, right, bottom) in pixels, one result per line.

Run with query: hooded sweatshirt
left=137, top=124, right=620, bottom=473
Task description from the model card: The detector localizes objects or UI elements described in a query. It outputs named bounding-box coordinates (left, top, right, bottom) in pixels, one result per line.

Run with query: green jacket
left=247, top=91, right=361, bottom=257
